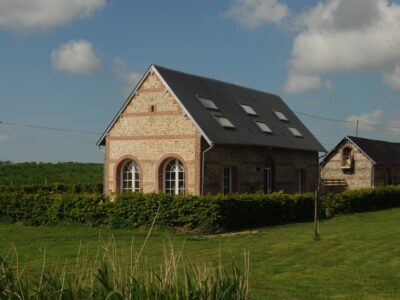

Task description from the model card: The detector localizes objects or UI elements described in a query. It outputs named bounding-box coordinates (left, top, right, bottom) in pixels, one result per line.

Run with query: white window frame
left=255, top=121, right=272, bottom=133
left=120, top=160, right=140, bottom=192
left=240, top=103, right=257, bottom=116
left=223, top=167, right=232, bottom=194
left=296, top=169, right=305, bottom=193
left=196, top=95, right=219, bottom=110
left=264, top=167, right=272, bottom=194
left=163, top=159, right=185, bottom=195
left=273, top=110, right=289, bottom=121
left=288, top=126, right=303, bottom=137
left=215, top=116, right=235, bottom=128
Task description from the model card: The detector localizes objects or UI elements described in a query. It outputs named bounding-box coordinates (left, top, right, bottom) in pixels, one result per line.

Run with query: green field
left=0, top=162, right=103, bottom=185
left=1, top=208, right=400, bottom=299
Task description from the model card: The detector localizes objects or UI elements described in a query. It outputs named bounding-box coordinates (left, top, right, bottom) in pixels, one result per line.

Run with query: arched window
left=164, top=159, right=185, bottom=194
left=120, top=160, right=140, bottom=192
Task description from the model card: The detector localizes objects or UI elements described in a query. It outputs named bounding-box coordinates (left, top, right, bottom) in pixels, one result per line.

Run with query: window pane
left=223, top=167, right=231, bottom=195
left=240, top=104, right=257, bottom=116
left=274, top=111, right=289, bottom=121
left=216, top=117, right=235, bottom=128
left=121, top=160, right=141, bottom=192
left=164, top=159, right=185, bottom=195
left=255, top=121, right=272, bottom=133
left=197, top=95, right=219, bottom=110
left=288, top=127, right=303, bottom=137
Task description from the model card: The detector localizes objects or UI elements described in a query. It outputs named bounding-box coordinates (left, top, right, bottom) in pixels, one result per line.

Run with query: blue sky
left=1, top=0, right=400, bottom=162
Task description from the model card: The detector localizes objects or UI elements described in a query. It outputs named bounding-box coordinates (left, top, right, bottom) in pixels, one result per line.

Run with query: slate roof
left=347, top=136, right=400, bottom=165
left=98, top=65, right=326, bottom=152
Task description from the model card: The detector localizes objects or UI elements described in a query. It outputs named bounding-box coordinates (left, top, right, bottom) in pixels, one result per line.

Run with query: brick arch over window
left=156, top=153, right=188, bottom=194
left=114, top=155, right=143, bottom=192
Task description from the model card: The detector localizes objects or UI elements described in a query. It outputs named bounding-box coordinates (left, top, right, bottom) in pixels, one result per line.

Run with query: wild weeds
left=0, top=238, right=249, bottom=299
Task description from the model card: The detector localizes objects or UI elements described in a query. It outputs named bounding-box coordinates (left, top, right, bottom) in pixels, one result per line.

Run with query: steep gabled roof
left=322, top=136, right=400, bottom=165
left=347, top=136, right=400, bottom=164
left=98, top=65, right=326, bottom=152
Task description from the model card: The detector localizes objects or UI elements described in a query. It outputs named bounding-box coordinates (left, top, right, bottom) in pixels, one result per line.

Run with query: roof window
left=215, top=116, right=235, bottom=129
left=255, top=121, right=272, bottom=133
left=240, top=104, right=257, bottom=116
left=274, top=111, right=289, bottom=121
left=196, top=95, right=219, bottom=110
left=288, top=127, right=303, bottom=137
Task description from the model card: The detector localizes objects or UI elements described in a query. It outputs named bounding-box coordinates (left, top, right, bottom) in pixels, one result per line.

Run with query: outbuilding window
left=120, top=160, right=140, bottom=192
left=341, top=147, right=354, bottom=169
left=164, top=159, right=185, bottom=195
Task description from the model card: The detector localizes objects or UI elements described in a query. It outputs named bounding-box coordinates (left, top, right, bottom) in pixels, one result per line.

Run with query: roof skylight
left=240, top=104, right=257, bottom=116
left=288, top=127, right=303, bottom=137
left=196, top=95, right=219, bottom=110
left=274, top=111, right=289, bottom=121
left=255, top=121, right=272, bottom=133
left=215, top=116, right=235, bottom=129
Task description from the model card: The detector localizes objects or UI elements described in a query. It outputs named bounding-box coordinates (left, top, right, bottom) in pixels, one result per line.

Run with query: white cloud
left=283, top=73, right=333, bottom=94
left=346, top=110, right=383, bottom=132
left=345, top=110, right=400, bottom=136
left=0, top=0, right=106, bottom=33
left=112, top=58, right=142, bottom=97
left=386, top=119, right=400, bottom=136
left=0, top=133, right=10, bottom=143
left=51, top=40, right=100, bottom=75
left=383, top=65, right=400, bottom=90
left=284, top=0, right=400, bottom=94
left=226, top=0, right=289, bottom=29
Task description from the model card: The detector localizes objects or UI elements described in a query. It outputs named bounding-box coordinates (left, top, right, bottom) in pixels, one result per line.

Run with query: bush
left=0, top=189, right=314, bottom=232
left=323, top=186, right=400, bottom=216
left=1, top=186, right=400, bottom=233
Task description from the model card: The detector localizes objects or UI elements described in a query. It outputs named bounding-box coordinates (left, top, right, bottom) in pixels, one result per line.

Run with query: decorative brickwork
left=105, top=72, right=200, bottom=194
left=103, top=71, right=319, bottom=195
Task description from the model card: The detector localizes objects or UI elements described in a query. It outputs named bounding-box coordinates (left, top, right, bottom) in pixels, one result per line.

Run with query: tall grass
left=0, top=212, right=249, bottom=300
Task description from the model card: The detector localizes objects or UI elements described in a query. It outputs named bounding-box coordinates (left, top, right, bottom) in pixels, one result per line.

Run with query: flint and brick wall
left=104, top=72, right=201, bottom=194
left=374, top=165, right=400, bottom=186
left=321, top=141, right=373, bottom=189
left=202, top=142, right=318, bottom=194
left=104, top=72, right=320, bottom=195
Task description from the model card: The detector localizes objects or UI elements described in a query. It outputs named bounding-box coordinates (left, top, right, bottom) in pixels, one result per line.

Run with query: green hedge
left=1, top=186, right=400, bottom=233
left=0, top=183, right=103, bottom=193
left=323, top=186, right=400, bottom=217
left=0, top=190, right=314, bottom=232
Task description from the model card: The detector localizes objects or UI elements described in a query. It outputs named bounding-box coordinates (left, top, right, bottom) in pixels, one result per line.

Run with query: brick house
left=321, top=136, right=400, bottom=191
left=97, top=65, right=326, bottom=195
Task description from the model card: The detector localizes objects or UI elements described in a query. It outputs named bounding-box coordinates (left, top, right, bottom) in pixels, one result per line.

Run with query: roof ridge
left=153, top=64, right=280, bottom=99
left=347, top=135, right=400, bottom=145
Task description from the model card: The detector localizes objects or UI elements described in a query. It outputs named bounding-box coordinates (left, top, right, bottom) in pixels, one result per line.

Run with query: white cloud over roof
left=285, top=0, right=400, bottom=94
left=226, top=0, right=289, bottom=29
left=0, top=0, right=106, bottom=32
left=51, top=40, right=100, bottom=75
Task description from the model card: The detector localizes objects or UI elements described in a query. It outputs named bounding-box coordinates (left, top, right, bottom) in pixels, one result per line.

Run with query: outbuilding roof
left=98, top=64, right=326, bottom=152
left=347, top=136, right=400, bottom=165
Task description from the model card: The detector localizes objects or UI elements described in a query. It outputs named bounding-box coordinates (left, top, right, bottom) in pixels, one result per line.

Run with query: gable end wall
left=104, top=73, right=201, bottom=194
left=321, top=140, right=373, bottom=189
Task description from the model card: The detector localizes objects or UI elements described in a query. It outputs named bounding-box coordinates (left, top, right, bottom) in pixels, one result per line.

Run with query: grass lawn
left=1, top=209, right=400, bottom=299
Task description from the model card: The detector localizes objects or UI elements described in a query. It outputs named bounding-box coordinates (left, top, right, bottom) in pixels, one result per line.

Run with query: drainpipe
left=201, top=142, right=214, bottom=196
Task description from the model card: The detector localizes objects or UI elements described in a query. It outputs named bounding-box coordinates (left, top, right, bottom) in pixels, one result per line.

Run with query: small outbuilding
left=97, top=65, right=326, bottom=195
left=321, top=136, right=400, bottom=191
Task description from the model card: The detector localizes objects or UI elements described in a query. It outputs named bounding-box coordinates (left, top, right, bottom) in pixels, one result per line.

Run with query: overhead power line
left=294, top=111, right=400, bottom=130
left=294, top=111, right=353, bottom=124
left=0, top=121, right=101, bottom=135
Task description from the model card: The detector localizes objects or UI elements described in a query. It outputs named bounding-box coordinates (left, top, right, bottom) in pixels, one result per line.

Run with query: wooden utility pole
left=355, top=120, right=359, bottom=137
left=314, top=177, right=321, bottom=241
left=314, top=153, right=327, bottom=241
